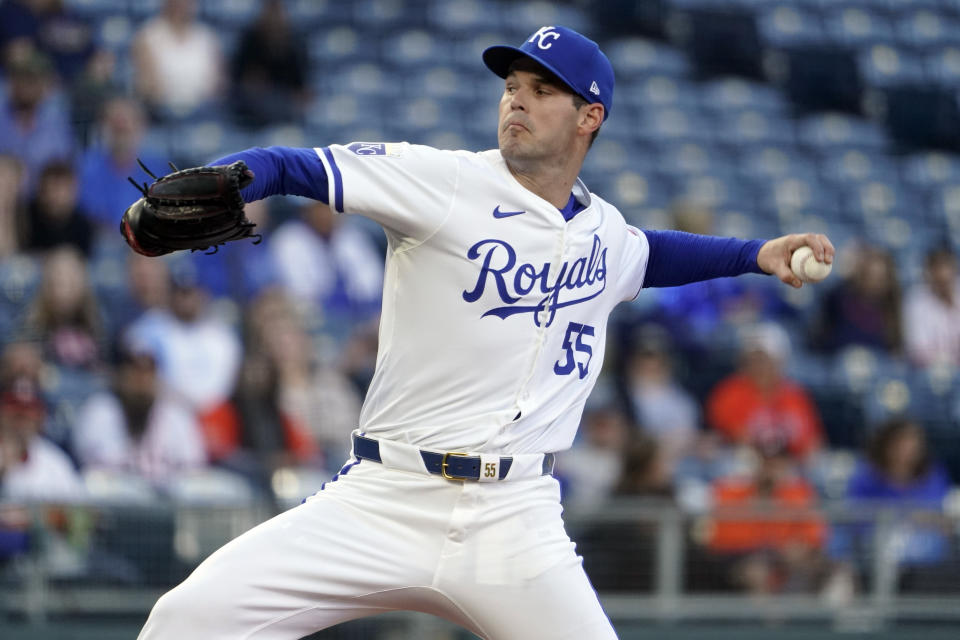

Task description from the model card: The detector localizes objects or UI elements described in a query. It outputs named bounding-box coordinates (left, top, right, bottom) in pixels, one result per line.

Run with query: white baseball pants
left=137, top=457, right=617, bottom=639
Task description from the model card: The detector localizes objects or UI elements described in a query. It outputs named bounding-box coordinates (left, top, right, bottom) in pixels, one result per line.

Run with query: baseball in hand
left=790, top=246, right=832, bottom=283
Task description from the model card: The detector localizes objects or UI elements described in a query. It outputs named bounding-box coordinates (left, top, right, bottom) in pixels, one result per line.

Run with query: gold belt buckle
left=441, top=452, right=469, bottom=480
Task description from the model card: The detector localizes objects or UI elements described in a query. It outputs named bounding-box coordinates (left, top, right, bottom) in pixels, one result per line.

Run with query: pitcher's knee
left=141, top=578, right=231, bottom=637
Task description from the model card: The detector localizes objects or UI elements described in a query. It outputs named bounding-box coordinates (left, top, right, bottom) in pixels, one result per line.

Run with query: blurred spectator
left=577, top=435, right=675, bottom=592
left=0, top=375, right=84, bottom=501
left=22, top=246, right=104, bottom=370
left=72, top=347, right=206, bottom=488
left=70, top=50, right=119, bottom=146
left=706, top=323, right=823, bottom=461
left=810, top=245, right=902, bottom=355
left=124, top=264, right=242, bottom=460
left=703, top=435, right=827, bottom=594
left=20, top=160, right=93, bottom=257
left=230, top=0, right=310, bottom=127
left=624, top=328, right=699, bottom=462
left=645, top=201, right=790, bottom=359
left=0, top=49, right=74, bottom=191
left=0, top=154, right=25, bottom=258
left=903, top=247, right=960, bottom=367
left=830, top=418, right=954, bottom=593
left=269, top=200, right=383, bottom=326
left=0, top=0, right=96, bottom=84
left=132, top=0, right=225, bottom=121
left=242, top=289, right=361, bottom=460
left=77, top=96, right=167, bottom=228
left=187, top=199, right=279, bottom=302
left=559, top=403, right=631, bottom=512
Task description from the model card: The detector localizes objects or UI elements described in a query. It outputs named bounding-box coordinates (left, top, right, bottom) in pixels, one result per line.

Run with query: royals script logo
left=462, top=235, right=607, bottom=327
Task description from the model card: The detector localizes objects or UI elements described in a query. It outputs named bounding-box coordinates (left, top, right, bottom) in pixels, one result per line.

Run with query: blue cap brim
left=482, top=45, right=590, bottom=105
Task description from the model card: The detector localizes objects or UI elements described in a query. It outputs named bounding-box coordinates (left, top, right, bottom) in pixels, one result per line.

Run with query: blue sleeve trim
left=209, top=146, right=329, bottom=204
left=642, top=230, right=768, bottom=289
left=321, top=147, right=344, bottom=213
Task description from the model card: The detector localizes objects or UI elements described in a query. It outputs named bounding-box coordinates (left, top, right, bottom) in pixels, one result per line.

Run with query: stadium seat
left=63, top=0, right=127, bottom=18
left=604, top=37, right=693, bottom=79
left=924, top=46, right=960, bottom=87
left=697, top=77, right=792, bottom=116
left=857, top=44, right=927, bottom=89
left=796, top=112, right=891, bottom=152
left=200, top=0, right=258, bottom=27
left=426, top=0, right=500, bottom=34
left=381, top=29, right=446, bottom=69
left=893, top=8, right=960, bottom=49
left=756, top=4, right=828, bottom=48
left=308, top=26, right=372, bottom=65
left=901, top=150, right=960, bottom=187
left=822, top=5, right=895, bottom=48
left=818, top=149, right=901, bottom=187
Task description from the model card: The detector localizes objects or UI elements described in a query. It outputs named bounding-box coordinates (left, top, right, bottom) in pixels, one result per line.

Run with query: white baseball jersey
left=316, top=142, right=649, bottom=455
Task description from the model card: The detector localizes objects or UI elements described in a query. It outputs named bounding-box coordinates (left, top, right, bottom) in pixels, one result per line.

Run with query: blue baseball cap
left=483, top=26, right=614, bottom=121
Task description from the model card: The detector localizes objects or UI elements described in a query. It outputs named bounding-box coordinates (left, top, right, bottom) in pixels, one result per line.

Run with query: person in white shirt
left=132, top=0, right=224, bottom=120
left=73, top=348, right=206, bottom=487
left=0, top=376, right=84, bottom=502
left=904, top=247, right=960, bottom=367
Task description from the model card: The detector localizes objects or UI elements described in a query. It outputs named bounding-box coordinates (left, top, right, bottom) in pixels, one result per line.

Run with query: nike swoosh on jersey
left=492, top=206, right=526, bottom=219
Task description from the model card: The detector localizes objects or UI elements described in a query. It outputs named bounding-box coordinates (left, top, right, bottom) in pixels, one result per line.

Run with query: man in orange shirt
left=704, top=431, right=826, bottom=594
left=706, top=323, right=823, bottom=460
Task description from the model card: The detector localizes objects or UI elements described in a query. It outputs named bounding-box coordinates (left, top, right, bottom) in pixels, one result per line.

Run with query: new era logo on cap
left=482, top=26, right=615, bottom=121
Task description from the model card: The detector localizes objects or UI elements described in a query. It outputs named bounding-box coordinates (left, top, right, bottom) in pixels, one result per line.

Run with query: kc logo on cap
left=482, top=26, right=615, bottom=121
left=529, top=26, right=561, bottom=50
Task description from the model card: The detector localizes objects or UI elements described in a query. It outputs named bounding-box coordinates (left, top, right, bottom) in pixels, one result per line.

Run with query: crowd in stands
left=0, top=0, right=958, bottom=599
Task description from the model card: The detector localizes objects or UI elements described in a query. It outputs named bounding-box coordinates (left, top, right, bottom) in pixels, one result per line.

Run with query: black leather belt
left=352, top=434, right=555, bottom=481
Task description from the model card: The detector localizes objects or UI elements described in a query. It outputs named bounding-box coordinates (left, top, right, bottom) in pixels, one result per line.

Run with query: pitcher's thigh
left=450, top=555, right=618, bottom=640
left=138, top=490, right=431, bottom=640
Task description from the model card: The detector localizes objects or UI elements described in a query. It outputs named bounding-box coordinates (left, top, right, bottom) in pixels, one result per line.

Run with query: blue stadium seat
left=308, top=26, right=375, bottom=65
left=0, top=256, right=42, bottom=342
left=604, top=37, right=693, bottom=79
left=399, top=66, right=467, bottom=100
left=655, top=141, right=728, bottom=176
left=857, top=44, right=927, bottom=88
left=95, top=14, right=135, bottom=52
left=924, top=46, right=960, bottom=87
left=795, top=112, right=891, bottom=152
left=306, top=93, right=386, bottom=135
left=381, top=29, right=448, bottom=69
left=712, top=110, right=798, bottom=147
left=822, top=5, right=895, bottom=48
left=200, top=0, right=258, bottom=27
left=901, top=150, right=960, bottom=187
left=697, top=77, right=791, bottom=116
left=126, top=0, right=165, bottom=20
left=504, top=2, right=590, bottom=35
left=63, top=0, right=127, bottom=18
left=618, top=75, right=701, bottom=110
left=838, top=180, right=924, bottom=223
left=752, top=175, right=842, bottom=219
left=426, top=0, right=500, bottom=34
left=756, top=4, right=828, bottom=48
left=286, top=0, right=350, bottom=27
left=319, top=63, right=401, bottom=100
left=818, top=149, right=901, bottom=187
left=736, top=145, right=820, bottom=183
left=352, top=0, right=425, bottom=29
left=635, top=108, right=715, bottom=143
left=893, top=8, right=960, bottom=49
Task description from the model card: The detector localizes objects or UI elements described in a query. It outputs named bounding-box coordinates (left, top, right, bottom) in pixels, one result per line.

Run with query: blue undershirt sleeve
left=210, top=146, right=329, bottom=204
left=642, top=230, right=768, bottom=288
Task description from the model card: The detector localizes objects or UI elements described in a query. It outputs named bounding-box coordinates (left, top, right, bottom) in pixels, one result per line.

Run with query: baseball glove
left=120, top=159, right=260, bottom=257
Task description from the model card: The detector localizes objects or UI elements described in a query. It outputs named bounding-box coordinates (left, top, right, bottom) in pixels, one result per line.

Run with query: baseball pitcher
left=129, top=26, right=833, bottom=640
